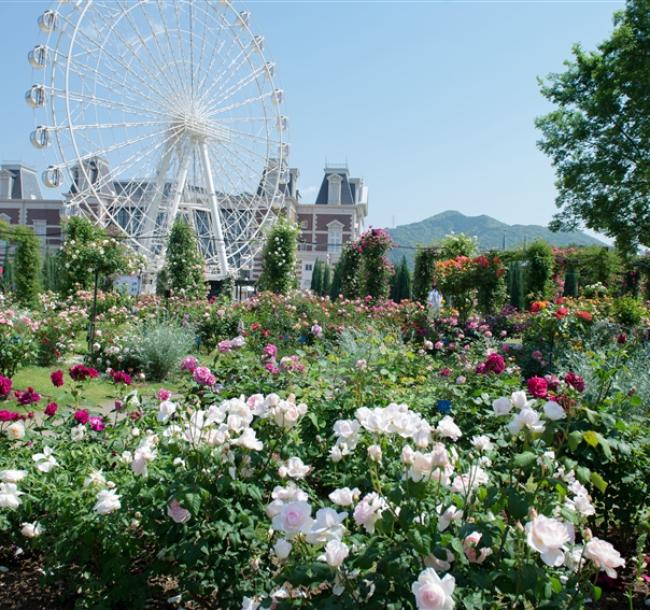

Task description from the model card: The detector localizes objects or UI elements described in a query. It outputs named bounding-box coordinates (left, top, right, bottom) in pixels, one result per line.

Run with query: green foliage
left=321, top=263, right=332, bottom=297
left=310, top=259, right=323, bottom=294
left=257, top=219, right=299, bottom=294
left=536, top=0, right=650, bottom=254
left=160, top=219, right=206, bottom=299
left=41, top=250, right=63, bottom=293
left=60, top=217, right=141, bottom=295
left=508, top=261, right=525, bottom=310
left=358, top=228, right=393, bottom=300
left=412, top=246, right=437, bottom=302
left=524, top=240, right=555, bottom=301
left=563, top=267, right=579, bottom=297
left=329, top=262, right=343, bottom=300
left=12, top=225, right=42, bottom=305
left=135, top=323, right=196, bottom=381
left=439, top=232, right=478, bottom=259
left=339, top=243, right=362, bottom=299
left=390, top=256, right=412, bottom=302
left=612, top=296, right=646, bottom=327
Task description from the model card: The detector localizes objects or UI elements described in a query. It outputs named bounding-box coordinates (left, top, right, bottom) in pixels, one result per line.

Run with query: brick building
left=0, top=163, right=64, bottom=257
left=291, top=164, right=368, bottom=290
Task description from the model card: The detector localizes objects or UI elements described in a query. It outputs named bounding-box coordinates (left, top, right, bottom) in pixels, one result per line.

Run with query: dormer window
left=327, top=174, right=342, bottom=205
left=327, top=220, right=344, bottom=254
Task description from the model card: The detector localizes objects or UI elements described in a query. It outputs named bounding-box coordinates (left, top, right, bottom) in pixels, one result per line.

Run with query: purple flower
left=89, top=416, right=105, bottom=432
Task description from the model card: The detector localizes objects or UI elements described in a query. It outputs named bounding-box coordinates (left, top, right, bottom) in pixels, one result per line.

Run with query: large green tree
left=160, top=219, right=206, bottom=299
left=536, top=0, right=650, bottom=254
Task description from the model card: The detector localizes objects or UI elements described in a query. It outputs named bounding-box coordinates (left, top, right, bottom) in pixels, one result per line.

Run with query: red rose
left=50, top=369, right=64, bottom=387
left=527, top=376, right=548, bottom=399
left=576, top=310, right=593, bottom=322
left=44, top=402, right=58, bottom=417
left=74, top=409, right=90, bottom=425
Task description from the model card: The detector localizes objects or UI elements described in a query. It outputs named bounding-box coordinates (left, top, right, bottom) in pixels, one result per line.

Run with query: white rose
left=436, top=416, right=462, bottom=441
left=231, top=428, right=263, bottom=451
left=157, top=400, right=177, bottom=423
left=507, top=408, right=545, bottom=435
left=492, top=397, right=513, bottom=416
left=6, top=421, right=25, bottom=440
left=94, top=489, right=121, bottom=515
left=305, top=508, right=347, bottom=545
left=0, top=470, right=27, bottom=483
left=0, top=482, right=23, bottom=509
left=273, top=538, right=292, bottom=560
left=71, top=424, right=86, bottom=441
left=511, top=390, right=529, bottom=409
left=584, top=538, right=625, bottom=578
left=412, top=568, right=456, bottom=610
left=525, top=515, right=573, bottom=566
left=437, top=505, right=463, bottom=532
left=20, top=521, right=43, bottom=538
left=328, top=487, right=360, bottom=507
left=367, top=444, right=382, bottom=463
left=318, top=539, right=349, bottom=568
left=278, top=457, right=310, bottom=479
left=271, top=501, right=313, bottom=537
left=543, top=401, right=566, bottom=421
left=471, top=435, right=492, bottom=452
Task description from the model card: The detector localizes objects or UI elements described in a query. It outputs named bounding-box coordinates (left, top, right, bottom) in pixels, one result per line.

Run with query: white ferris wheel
left=26, top=0, right=288, bottom=282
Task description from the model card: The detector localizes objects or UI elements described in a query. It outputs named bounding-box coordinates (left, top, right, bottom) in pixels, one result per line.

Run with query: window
left=304, top=263, right=313, bottom=272
left=33, top=219, right=47, bottom=252
left=327, top=175, right=342, bottom=205
left=327, top=222, right=343, bottom=254
left=300, top=220, right=308, bottom=229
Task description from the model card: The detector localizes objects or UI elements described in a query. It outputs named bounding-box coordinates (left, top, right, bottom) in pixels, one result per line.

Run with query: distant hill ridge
left=386, top=210, right=603, bottom=267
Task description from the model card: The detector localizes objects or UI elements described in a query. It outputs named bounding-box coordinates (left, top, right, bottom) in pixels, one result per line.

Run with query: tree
left=536, top=0, right=650, bottom=254
left=391, top=256, right=411, bottom=302
left=339, top=243, right=362, bottom=299
left=258, top=219, right=299, bottom=294
left=359, top=228, right=393, bottom=300
left=525, top=241, right=555, bottom=301
left=508, top=261, right=525, bottom=310
left=329, top=262, right=343, bottom=301
left=160, top=219, right=206, bottom=298
left=310, top=259, right=323, bottom=294
left=321, top=263, right=332, bottom=297
left=412, top=247, right=437, bottom=303
left=13, top=226, right=42, bottom=305
left=564, top=267, right=579, bottom=297
left=60, top=217, right=141, bottom=295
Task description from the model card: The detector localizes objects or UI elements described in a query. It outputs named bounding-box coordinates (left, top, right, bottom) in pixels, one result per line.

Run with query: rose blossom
left=74, top=409, right=90, bottom=425
left=21, top=522, right=43, bottom=538
left=328, top=487, right=360, bottom=507
left=6, top=420, right=25, bottom=440
left=543, top=401, right=566, bottom=421
left=180, top=356, right=198, bottom=372
left=0, top=469, right=27, bottom=483
left=273, top=538, right=292, bottom=560
left=156, top=388, right=172, bottom=401
left=584, top=538, right=625, bottom=578
left=0, top=482, right=23, bottom=509
left=44, top=402, right=58, bottom=417
left=492, top=396, right=513, bottom=415
left=94, top=489, right=121, bottom=515
left=50, top=370, right=64, bottom=387
left=271, top=501, right=313, bottom=537
left=192, top=366, right=217, bottom=387
left=525, top=514, right=573, bottom=566
left=167, top=499, right=191, bottom=524
left=527, top=376, right=548, bottom=399
left=318, top=539, right=349, bottom=568
left=412, top=568, right=455, bottom=610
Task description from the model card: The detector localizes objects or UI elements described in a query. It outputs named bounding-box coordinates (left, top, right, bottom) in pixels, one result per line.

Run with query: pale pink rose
left=525, top=515, right=573, bottom=567
left=167, top=499, right=191, bottom=524
left=411, top=568, right=455, bottom=610
left=584, top=538, right=625, bottom=578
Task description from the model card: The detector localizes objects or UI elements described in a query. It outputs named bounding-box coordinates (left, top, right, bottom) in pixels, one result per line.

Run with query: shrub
left=160, top=219, right=206, bottom=299
left=524, top=240, right=554, bottom=302
left=12, top=226, right=42, bottom=306
left=412, top=246, right=437, bottom=303
left=339, top=243, right=362, bottom=299
left=135, top=323, right=196, bottom=381
left=612, top=296, right=646, bottom=327
left=507, top=261, right=525, bottom=310
left=439, top=232, right=478, bottom=258
left=258, top=219, right=299, bottom=294
left=358, top=228, right=393, bottom=299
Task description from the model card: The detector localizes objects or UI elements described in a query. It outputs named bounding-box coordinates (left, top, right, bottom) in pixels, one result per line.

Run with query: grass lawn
left=11, top=365, right=184, bottom=411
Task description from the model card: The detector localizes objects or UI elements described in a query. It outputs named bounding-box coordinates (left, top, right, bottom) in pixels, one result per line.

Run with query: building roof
left=315, top=169, right=357, bottom=205
left=0, top=164, right=42, bottom=200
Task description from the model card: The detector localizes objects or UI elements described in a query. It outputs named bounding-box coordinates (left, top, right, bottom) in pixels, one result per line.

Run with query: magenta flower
left=262, top=344, right=278, bottom=360
left=192, top=366, right=217, bottom=387
left=74, top=409, right=90, bottom=425
left=527, top=376, right=548, bottom=399
left=0, top=375, right=12, bottom=398
left=156, top=388, right=171, bottom=401
left=111, top=370, right=132, bottom=386
left=217, top=339, right=232, bottom=353
left=180, top=356, right=198, bottom=372
left=0, top=410, right=21, bottom=422
left=14, top=387, right=41, bottom=406
left=50, top=370, right=64, bottom=387
left=89, top=416, right=105, bottom=432
left=69, top=365, right=99, bottom=382
left=44, top=402, right=58, bottom=417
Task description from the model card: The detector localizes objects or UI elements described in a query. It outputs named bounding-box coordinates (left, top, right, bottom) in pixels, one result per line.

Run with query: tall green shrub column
left=508, top=261, right=525, bottom=310
left=412, top=247, right=437, bottom=303
left=160, top=219, right=206, bottom=299
left=359, top=228, right=393, bottom=300
left=525, top=241, right=554, bottom=302
left=13, top=226, right=42, bottom=305
left=258, top=219, right=299, bottom=294
left=339, top=243, right=362, bottom=299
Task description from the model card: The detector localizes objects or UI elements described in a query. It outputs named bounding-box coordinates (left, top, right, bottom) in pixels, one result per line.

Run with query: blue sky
left=0, top=0, right=624, bottom=231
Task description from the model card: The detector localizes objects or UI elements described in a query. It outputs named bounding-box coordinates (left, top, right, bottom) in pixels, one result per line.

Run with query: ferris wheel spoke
left=115, top=0, right=187, bottom=103
left=220, top=136, right=272, bottom=168
left=210, top=63, right=271, bottom=112
left=208, top=90, right=274, bottom=118
left=65, top=57, right=176, bottom=119
left=57, top=8, right=181, bottom=115
left=197, top=33, right=261, bottom=110
left=208, top=139, right=267, bottom=197
left=154, top=0, right=191, bottom=97
left=217, top=124, right=281, bottom=148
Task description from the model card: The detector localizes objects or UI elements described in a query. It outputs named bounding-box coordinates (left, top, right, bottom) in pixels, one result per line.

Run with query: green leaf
left=507, top=489, right=529, bottom=520
left=568, top=430, right=583, bottom=451
left=513, top=452, right=537, bottom=469
left=583, top=430, right=599, bottom=447
left=590, top=471, right=608, bottom=493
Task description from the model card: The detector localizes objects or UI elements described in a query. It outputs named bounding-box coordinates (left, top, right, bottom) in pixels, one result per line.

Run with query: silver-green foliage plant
left=132, top=322, right=196, bottom=381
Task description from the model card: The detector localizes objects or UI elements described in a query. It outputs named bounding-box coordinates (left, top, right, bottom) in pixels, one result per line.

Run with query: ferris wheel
left=26, top=0, right=288, bottom=281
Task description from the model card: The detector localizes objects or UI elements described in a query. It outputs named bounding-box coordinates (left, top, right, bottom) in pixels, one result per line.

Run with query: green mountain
left=386, top=210, right=604, bottom=267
